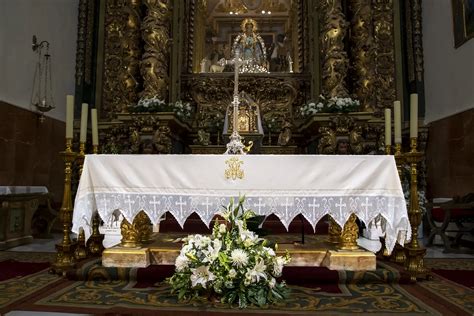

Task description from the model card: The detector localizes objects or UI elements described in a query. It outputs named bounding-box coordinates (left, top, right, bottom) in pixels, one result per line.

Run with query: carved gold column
left=319, top=0, right=349, bottom=98
left=51, top=139, right=77, bottom=275
left=404, top=138, right=427, bottom=281
left=192, top=0, right=207, bottom=73
left=348, top=0, right=376, bottom=112
left=328, top=216, right=341, bottom=244
left=340, top=214, right=359, bottom=250
left=291, top=0, right=304, bottom=73
left=411, top=0, right=424, bottom=83
left=140, top=0, right=171, bottom=100
left=102, top=0, right=142, bottom=115
left=373, top=0, right=396, bottom=114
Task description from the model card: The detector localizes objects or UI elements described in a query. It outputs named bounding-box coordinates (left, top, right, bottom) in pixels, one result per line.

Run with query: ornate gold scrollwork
left=319, top=0, right=349, bottom=98
left=140, top=0, right=171, bottom=100
left=373, top=0, right=396, bottom=113
left=184, top=75, right=305, bottom=133
left=120, top=217, right=140, bottom=248
left=318, top=116, right=366, bottom=154
left=102, top=0, right=142, bottom=116
left=153, top=126, right=172, bottom=154
left=136, top=211, right=153, bottom=244
left=340, top=213, right=359, bottom=250
left=328, top=216, right=341, bottom=244
left=348, top=0, right=376, bottom=112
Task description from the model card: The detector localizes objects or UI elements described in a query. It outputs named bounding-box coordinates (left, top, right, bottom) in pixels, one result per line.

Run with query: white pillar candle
left=66, top=95, right=74, bottom=139
left=91, top=108, right=99, bottom=146
left=394, top=101, right=402, bottom=144
left=384, top=108, right=392, bottom=146
left=410, top=93, right=418, bottom=138
left=80, top=103, right=89, bottom=143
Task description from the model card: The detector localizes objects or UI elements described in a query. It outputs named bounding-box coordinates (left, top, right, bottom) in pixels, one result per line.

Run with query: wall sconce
left=31, top=35, right=55, bottom=122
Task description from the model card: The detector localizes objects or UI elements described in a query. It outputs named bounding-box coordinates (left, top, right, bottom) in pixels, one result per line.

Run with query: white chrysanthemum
left=175, top=255, right=189, bottom=272
left=190, top=265, right=215, bottom=288
left=231, top=249, right=249, bottom=268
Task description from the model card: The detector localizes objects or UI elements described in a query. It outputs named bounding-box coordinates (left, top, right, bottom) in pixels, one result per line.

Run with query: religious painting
left=452, top=0, right=474, bottom=48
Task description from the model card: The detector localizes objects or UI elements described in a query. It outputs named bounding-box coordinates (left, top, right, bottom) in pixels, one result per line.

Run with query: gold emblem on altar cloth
left=225, top=157, right=245, bottom=180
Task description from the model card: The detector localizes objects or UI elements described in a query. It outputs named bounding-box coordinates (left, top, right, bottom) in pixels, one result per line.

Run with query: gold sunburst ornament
left=240, top=18, right=258, bottom=32
left=225, top=157, right=244, bottom=180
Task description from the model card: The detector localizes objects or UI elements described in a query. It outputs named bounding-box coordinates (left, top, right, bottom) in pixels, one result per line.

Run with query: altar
left=72, top=154, right=410, bottom=270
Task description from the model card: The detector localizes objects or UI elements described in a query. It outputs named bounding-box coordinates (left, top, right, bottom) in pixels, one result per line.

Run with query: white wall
left=0, top=0, right=78, bottom=122
left=423, top=0, right=474, bottom=123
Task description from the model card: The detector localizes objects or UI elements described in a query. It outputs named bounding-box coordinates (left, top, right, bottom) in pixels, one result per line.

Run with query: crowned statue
left=232, top=18, right=269, bottom=73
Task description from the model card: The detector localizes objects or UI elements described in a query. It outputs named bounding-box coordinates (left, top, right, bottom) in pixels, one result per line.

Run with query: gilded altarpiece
left=73, top=0, right=426, bottom=155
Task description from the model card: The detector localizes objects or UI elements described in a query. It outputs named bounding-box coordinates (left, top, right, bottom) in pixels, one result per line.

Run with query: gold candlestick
left=390, top=142, right=407, bottom=263
left=394, top=143, right=404, bottom=179
left=87, top=213, right=104, bottom=256
left=51, top=138, right=77, bottom=275
left=74, top=228, right=87, bottom=260
left=92, top=145, right=98, bottom=154
left=404, top=137, right=428, bottom=281
left=385, top=145, right=392, bottom=155
left=77, top=142, right=86, bottom=176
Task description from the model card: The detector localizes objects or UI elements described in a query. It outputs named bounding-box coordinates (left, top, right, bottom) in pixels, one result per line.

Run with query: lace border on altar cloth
left=72, top=193, right=411, bottom=255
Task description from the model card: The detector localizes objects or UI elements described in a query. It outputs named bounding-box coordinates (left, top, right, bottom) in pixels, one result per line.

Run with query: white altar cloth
left=72, top=154, right=411, bottom=254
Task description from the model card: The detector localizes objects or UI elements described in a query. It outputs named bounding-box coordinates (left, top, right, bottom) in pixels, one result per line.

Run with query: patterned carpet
left=1, top=252, right=473, bottom=315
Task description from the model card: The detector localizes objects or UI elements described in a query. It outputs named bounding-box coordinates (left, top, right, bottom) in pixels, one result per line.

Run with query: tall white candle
left=384, top=108, right=392, bottom=146
left=66, top=95, right=74, bottom=139
left=80, top=103, right=89, bottom=143
left=91, top=108, right=99, bottom=146
left=394, top=101, right=402, bottom=144
left=410, top=93, right=418, bottom=138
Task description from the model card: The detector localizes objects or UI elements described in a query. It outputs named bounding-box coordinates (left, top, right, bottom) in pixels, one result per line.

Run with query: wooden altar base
left=102, top=233, right=376, bottom=271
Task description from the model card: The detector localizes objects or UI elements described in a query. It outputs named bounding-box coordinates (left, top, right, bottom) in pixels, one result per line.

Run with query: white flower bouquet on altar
left=168, top=196, right=291, bottom=308
left=299, top=95, right=360, bottom=117
left=128, top=96, right=193, bottom=120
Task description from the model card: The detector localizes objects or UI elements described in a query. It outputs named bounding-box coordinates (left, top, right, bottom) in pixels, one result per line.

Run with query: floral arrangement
left=299, top=95, right=360, bottom=117
left=129, top=96, right=193, bottom=120
left=168, top=197, right=291, bottom=308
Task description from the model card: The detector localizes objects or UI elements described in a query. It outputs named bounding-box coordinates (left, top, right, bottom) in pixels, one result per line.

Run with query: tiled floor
left=8, top=235, right=60, bottom=253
